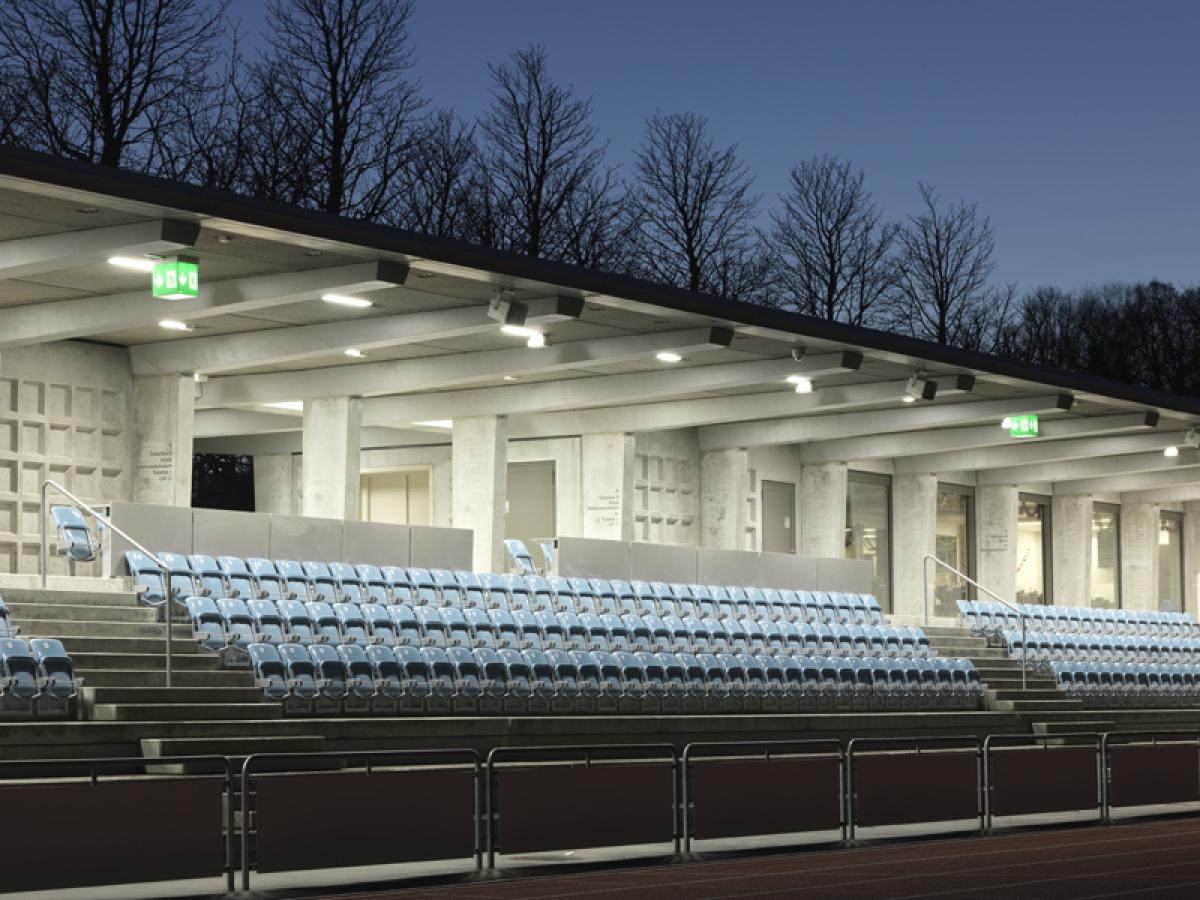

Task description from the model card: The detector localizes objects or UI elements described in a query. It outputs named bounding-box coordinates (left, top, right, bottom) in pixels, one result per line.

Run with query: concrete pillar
left=132, top=374, right=194, bottom=506
left=800, top=462, right=847, bottom=558
left=254, top=453, right=295, bottom=515
left=892, top=474, right=937, bottom=619
left=581, top=433, right=635, bottom=542
left=700, top=448, right=751, bottom=550
left=301, top=396, right=361, bottom=519
left=976, top=484, right=1018, bottom=603
left=1184, top=501, right=1200, bottom=619
left=452, top=415, right=507, bottom=572
left=1120, top=500, right=1160, bottom=611
left=1052, top=494, right=1092, bottom=606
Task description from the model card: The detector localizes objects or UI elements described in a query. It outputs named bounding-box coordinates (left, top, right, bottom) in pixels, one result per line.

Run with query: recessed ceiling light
left=500, top=324, right=537, bottom=338
left=158, top=319, right=193, bottom=331
left=792, top=377, right=814, bottom=394
left=901, top=394, right=917, bottom=404
left=108, top=256, right=157, bottom=272
left=1164, top=445, right=1180, bottom=458
left=656, top=351, right=683, bottom=363
left=414, top=419, right=453, bottom=429
left=344, top=348, right=366, bottom=358
left=265, top=401, right=304, bottom=411
left=322, top=293, right=373, bottom=308
left=76, top=206, right=99, bottom=214
left=526, top=332, right=547, bottom=349
left=216, top=234, right=233, bottom=244
left=503, top=375, right=516, bottom=382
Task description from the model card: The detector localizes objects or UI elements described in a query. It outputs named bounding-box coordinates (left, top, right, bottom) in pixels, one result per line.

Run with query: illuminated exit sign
left=1003, top=414, right=1039, bottom=438
left=152, top=257, right=199, bottom=299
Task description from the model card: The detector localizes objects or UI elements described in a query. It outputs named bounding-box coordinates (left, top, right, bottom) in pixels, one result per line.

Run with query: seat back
left=249, top=557, right=288, bottom=601
left=29, top=638, right=79, bottom=700
left=308, top=644, right=350, bottom=699
left=329, top=562, right=366, bottom=603
left=504, top=539, right=538, bottom=574
left=278, top=644, right=319, bottom=699
left=248, top=643, right=290, bottom=701
left=51, top=506, right=97, bottom=562
left=274, top=559, right=315, bottom=601
left=187, top=554, right=228, bottom=598
left=219, top=556, right=259, bottom=600
left=301, top=561, right=340, bottom=600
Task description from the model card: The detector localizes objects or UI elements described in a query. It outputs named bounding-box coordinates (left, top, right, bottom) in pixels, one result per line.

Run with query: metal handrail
left=40, top=479, right=177, bottom=687
left=923, top=554, right=1029, bottom=692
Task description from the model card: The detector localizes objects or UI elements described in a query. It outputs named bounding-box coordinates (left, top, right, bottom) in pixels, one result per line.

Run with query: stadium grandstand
left=4, top=145, right=1200, bottom=896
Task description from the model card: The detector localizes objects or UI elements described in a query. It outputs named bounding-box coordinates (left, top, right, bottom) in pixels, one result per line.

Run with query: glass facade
left=934, top=486, right=974, bottom=616
left=1016, top=494, right=1051, bottom=604
left=1090, top=503, right=1120, bottom=609
left=845, top=473, right=891, bottom=611
left=1159, top=511, right=1183, bottom=612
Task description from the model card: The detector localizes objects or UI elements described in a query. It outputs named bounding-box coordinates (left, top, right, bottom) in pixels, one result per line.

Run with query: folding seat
left=513, top=609, right=544, bottom=651
left=354, top=564, right=392, bottom=605
left=216, top=598, right=262, bottom=652
left=522, top=648, right=557, bottom=713
left=464, top=607, right=497, bottom=648
left=338, top=643, right=379, bottom=710
left=431, top=569, right=466, bottom=607
left=702, top=617, right=729, bottom=654
left=25, top=637, right=80, bottom=716
left=407, top=568, right=441, bottom=607
left=847, top=658, right=875, bottom=709
left=306, top=643, right=352, bottom=711
left=413, top=606, right=447, bottom=646
left=814, top=657, right=843, bottom=709
left=906, top=626, right=934, bottom=659
left=537, top=609, right=568, bottom=652
left=557, top=650, right=594, bottom=712
left=572, top=612, right=603, bottom=652
left=243, top=558, right=287, bottom=603
left=0, top=598, right=14, bottom=639
left=307, top=601, right=344, bottom=645
left=830, top=624, right=855, bottom=658
left=220, top=557, right=263, bottom=602
left=185, top=597, right=228, bottom=652
left=814, top=592, right=839, bottom=625
left=276, top=560, right=320, bottom=601
left=831, top=593, right=856, bottom=625
left=627, top=581, right=658, bottom=617
left=690, top=585, right=718, bottom=621
left=393, top=645, right=434, bottom=712
left=601, top=579, right=634, bottom=615
left=863, top=595, right=887, bottom=626
left=564, top=577, right=598, bottom=615
left=300, top=561, right=341, bottom=602
left=641, top=614, right=671, bottom=653
left=680, top=616, right=708, bottom=654
left=421, top=646, right=458, bottom=713
left=498, top=648, right=533, bottom=712
left=488, top=608, right=523, bottom=650
left=741, top=588, right=769, bottom=622
left=843, top=594, right=869, bottom=626
left=776, top=620, right=802, bottom=653
left=446, top=646, right=484, bottom=712
left=760, top=620, right=786, bottom=654
left=663, top=583, right=694, bottom=617
left=774, top=656, right=803, bottom=709
left=623, top=614, right=653, bottom=653
left=124, top=550, right=176, bottom=606
left=360, top=603, right=396, bottom=646
left=385, top=603, right=422, bottom=647
left=614, top=651, right=648, bottom=712
left=247, top=643, right=290, bottom=702
left=547, top=576, right=578, bottom=613
left=247, top=598, right=289, bottom=644
left=603, top=614, right=632, bottom=654
left=844, top=624, right=870, bottom=658
left=329, top=562, right=366, bottom=603
left=277, top=644, right=320, bottom=711
left=367, top=644, right=405, bottom=712
left=452, top=571, right=487, bottom=609
left=556, top=611, right=588, bottom=651
left=776, top=589, right=804, bottom=624
left=333, top=602, right=374, bottom=646
left=474, top=647, right=509, bottom=712
left=721, top=618, right=749, bottom=655
left=475, top=573, right=509, bottom=611
left=504, top=539, right=538, bottom=574
left=662, top=615, right=689, bottom=653
left=278, top=599, right=319, bottom=644
left=739, top=653, right=770, bottom=707
left=382, top=566, right=416, bottom=605
left=740, top=618, right=767, bottom=654
left=757, top=588, right=784, bottom=623
left=501, top=574, right=534, bottom=613
left=438, top=606, right=473, bottom=646
left=187, top=555, right=229, bottom=599
left=636, top=651, right=670, bottom=711
left=708, top=586, right=737, bottom=620
left=697, top=653, right=732, bottom=712
left=796, top=622, right=820, bottom=655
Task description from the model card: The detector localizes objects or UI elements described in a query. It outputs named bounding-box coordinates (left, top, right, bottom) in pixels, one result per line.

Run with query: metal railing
left=40, top=479, right=178, bottom=687
left=924, top=554, right=1030, bottom=691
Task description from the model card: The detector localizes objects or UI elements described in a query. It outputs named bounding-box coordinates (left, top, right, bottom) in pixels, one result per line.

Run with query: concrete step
left=83, top=686, right=266, bottom=705
left=0, top=587, right=140, bottom=607
left=140, top=735, right=327, bottom=770
left=4, top=602, right=159, bottom=623
left=80, top=668, right=254, bottom=688
left=0, top=574, right=131, bottom=594
left=928, top=645, right=1011, bottom=659
left=990, top=689, right=1069, bottom=701
left=1032, top=719, right=1116, bottom=735
left=90, top=702, right=281, bottom=722
left=990, top=699, right=1085, bottom=712
left=17, top=619, right=172, bottom=639
left=52, top=635, right=202, bottom=654
left=918, top=626, right=976, bottom=637
left=69, top=651, right=225, bottom=671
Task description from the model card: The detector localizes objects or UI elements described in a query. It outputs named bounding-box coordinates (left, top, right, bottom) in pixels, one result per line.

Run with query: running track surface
left=323, top=818, right=1200, bottom=900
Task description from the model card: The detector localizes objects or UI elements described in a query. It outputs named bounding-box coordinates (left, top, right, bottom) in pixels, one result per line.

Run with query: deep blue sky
left=234, top=1, right=1200, bottom=292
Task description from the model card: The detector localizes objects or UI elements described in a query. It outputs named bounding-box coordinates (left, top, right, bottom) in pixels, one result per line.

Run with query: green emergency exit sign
left=1005, top=414, right=1039, bottom=438
left=152, top=258, right=199, bottom=299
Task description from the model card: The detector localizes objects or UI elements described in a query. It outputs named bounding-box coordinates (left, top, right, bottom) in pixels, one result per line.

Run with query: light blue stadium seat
left=478, top=573, right=511, bottom=610
left=414, top=606, right=447, bottom=646
left=306, top=601, right=343, bottom=644
left=498, top=648, right=533, bottom=709
left=524, top=575, right=558, bottom=613
left=0, top=597, right=16, bottom=639
left=381, top=566, right=415, bottom=604
left=0, top=638, right=40, bottom=709
left=215, top=598, right=260, bottom=650
left=360, top=603, right=396, bottom=646
left=367, top=645, right=405, bottom=701
left=504, top=539, right=538, bottom=574
left=185, top=596, right=227, bottom=652
left=278, top=644, right=320, bottom=704
left=279, top=599, right=318, bottom=644
left=333, top=602, right=373, bottom=645
left=247, top=598, right=289, bottom=643
left=338, top=644, right=378, bottom=703
left=438, top=606, right=472, bottom=646
left=248, top=643, right=291, bottom=701
left=247, top=557, right=291, bottom=602
left=187, top=555, right=229, bottom=598
left=431, top=569, right=464, bottom=606
left=301, top=561, right=340, bottom=601
left=454, top=570, right=487, bottom=608
left=29, top=638, right=81, bottom=704
left=308, top=644, right=351, bottom=704
left=51, top=506, right=97, bottom=563
left=219, top=556, right=260, bottom=601
left=354, top=564, right=392, bottom=604
left=501, top=574, right=533, bottom=612
left=407, top=568, right=441, bottom=606
left=124, top=550, right=172, bottom=606
left=276, top=560, right=318, bottom=601
left=329, top=562, right=366, bottom=603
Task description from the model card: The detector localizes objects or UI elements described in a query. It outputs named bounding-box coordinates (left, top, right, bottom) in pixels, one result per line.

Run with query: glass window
left=935, top=486, right=974, bottom=616
left=845, top=473, right=891, bottom=611
left=1159, top=511, right=1183, bottom=612
left=1091, top=503, right=1120, bottom=609
left=1016, top=494, right=1051, bottom=604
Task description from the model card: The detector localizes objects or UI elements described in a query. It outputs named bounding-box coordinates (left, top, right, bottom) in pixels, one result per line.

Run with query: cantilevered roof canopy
left=1, top=145, right=1198, bottom=500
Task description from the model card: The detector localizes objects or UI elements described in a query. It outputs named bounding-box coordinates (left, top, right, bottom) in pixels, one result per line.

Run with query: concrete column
left=301, top=396, right=361, bottom=520
left=254, top=453, right=295, bottom=515
left=700, top=447, right=751, bottom=550
left=132, top=374, right=194, bottom=506
left=1120, top=500, right=1160, bottom=611
left=976, top=484, right=1018, bottom=604
left=581, top=433, right=635, bottom=542
left=800, top=462, right=847, bottom=558
left=892, top=474, right=937, bottom=620
left=452, top=415, right=507, bottom=572
left=1052, top=494, right=1092, bottom=606
left=1183, top=501, right=1200, bottom=619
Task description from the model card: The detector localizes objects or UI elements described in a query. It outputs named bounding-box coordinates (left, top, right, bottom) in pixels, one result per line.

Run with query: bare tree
left=258, top=0, right=425, bottom=218
left=628, top=111, right=760, bottom=298
left=889, top=183, right=1011, bottom=349
left=769, top=155, right=895, bottom=325
left=390, top=109, right=478, bottom=238
left=559, top=169, right=635, bottom=271
left=0, top=0, right=227, bottom=168
left=0, top=67, right=27, bottom=144
left=478, top=44, right=608, bottom=258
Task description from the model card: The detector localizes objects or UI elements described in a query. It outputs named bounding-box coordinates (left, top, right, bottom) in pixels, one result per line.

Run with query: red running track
left=324, top=818, right=1200, bottom=900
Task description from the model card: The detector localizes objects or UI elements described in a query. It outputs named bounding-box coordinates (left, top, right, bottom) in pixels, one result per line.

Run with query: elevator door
left=762, top=480, right=796, bottom=553
left=506, top=461, right=557, bottom=558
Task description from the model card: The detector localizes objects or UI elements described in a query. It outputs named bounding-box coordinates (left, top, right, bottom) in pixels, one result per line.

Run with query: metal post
left=39, top=480, right=49, bottom=589
left=163, top=563, right=173, bottom=688
left=241, top=756, right=254, bottom=891
left=1021, top=618, right=1028, bottom=692
left=225, top=760, right=236, bottom=892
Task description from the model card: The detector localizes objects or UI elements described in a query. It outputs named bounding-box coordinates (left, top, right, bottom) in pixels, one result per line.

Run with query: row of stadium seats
left=959, top=600, right=1200, bottom=639
left=1051, top=662, right=1200, bottom=707
left=0, top=600, right=83, bottom=717
left=182, top=594, right=935, bottom=660
left=124, top=551, right=887, bottom=627
left=246, top=642, right=984, bottom=715
left=1000, top=629, right=1200, bottom=666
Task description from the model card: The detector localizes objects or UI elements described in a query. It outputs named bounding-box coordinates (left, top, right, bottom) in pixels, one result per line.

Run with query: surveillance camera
left=790, top=346, right=805, bottom=362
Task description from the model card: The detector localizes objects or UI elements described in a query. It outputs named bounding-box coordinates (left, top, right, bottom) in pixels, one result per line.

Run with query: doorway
left=506, top=461, right=557, bottom=558
left=761, top=480, right=796, bottom=554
